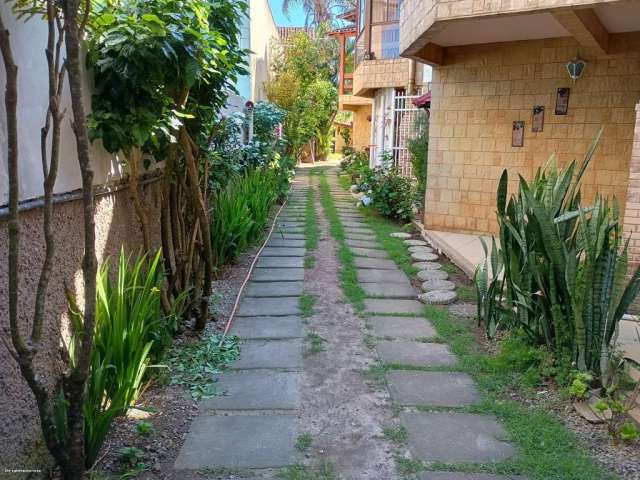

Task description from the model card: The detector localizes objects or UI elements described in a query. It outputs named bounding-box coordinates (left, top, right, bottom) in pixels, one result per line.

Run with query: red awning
left=413, top=91, right=432, bottom=108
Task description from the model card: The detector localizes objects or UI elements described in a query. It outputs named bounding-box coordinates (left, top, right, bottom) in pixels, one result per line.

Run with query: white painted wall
left=370, top=88, right=395, bottom=168
left=0, top=6, right=123, bottom=205
left=249, top=0, right=278, bottom=102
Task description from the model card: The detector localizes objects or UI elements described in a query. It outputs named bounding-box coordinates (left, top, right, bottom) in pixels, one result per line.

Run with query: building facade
left=399, top=0, right=640, bottom=257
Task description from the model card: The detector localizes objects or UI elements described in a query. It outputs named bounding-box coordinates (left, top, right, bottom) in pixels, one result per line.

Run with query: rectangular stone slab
left=368, top=316, right=435, bottom=338
left=346, top=239, right=380, bottom=249
left=361, top=282, right=417, bottom=299
left=342, top=221, right=367, bottom=228
left=237, top=297, right=301, bottom=317
left=267, top=239, right=305, bottom=248
left=387, top=371, right=480, bottom=406
left=231, top=316, right=303, bottom=339
left=344, top=228, right=375, bottom=236
left=257, top=256, right=304, bottom=268
left=232, top=339, right=303, bottom=370
left=278, top=233, right=305, bottom=240
left=376, top=340, right=456, bottom=366
left=400, top=412, right=516, bottom=463
left=174, top=415, right=296, bottom=469
left=357, top=269, right=409, bottom=284
left=261, top=247, right=305, bottom=257
left=344, top=233, right=377, bottom=241
left=419, top=473, right=526, bottom=480
left=351, top=247, right=389, bottom=259
left=245, top=281, right=304, bottom=297
left=201, top=370, right=301, bottom=411
left=365, top=299, right=425, bottom=314
left=251, top=268, right=305, bottom=282
left=353, top=257, right=398, bottom=270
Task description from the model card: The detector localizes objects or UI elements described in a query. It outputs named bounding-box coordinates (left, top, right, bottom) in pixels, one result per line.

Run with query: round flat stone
left=422, top=280, right=456, bottom=292
left=404, top=239, right=427, bottom=247
left=419, top=290, right=458, bottom=305
left=449, top=302, right=477, bottom=318
left=409, top=246, right=434, bottom=254
left=417, top=270, right=449, bottom=282
left=390, top=232, right=411, bottom=239
left=411, top=252, right=438, bottom=262
left=413, top=261, right=442, bottom=270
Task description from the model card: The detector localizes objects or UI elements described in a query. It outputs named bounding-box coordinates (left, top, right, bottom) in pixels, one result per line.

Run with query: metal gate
left=391, top=91, right=423, bottom=178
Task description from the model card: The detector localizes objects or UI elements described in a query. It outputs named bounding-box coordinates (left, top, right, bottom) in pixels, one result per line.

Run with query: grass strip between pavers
left=318, top=171, right=366, bottom=312
left=334, top=170, right=617, bottom=480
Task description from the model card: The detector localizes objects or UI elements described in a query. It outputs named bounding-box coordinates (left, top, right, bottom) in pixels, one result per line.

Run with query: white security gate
left=391, top=91, right=423, bottom=178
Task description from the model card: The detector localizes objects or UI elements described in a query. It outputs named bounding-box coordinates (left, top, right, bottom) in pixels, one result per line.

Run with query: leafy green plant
left=67, top=249, right=167, bottom=466
left=167, top=333, right=240, bottom=399
left=135, top=420, right=154, bottom=437
left=407, top=110, right=428, bottom=210
left=568, top=373, right=593, bottom=399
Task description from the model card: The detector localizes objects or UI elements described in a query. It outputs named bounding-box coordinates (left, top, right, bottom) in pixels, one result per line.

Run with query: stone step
left=245, top=281, right=304, bottom=297
left=351, top=247, right=389, bottom=259
left=231, top=339, right=303, bottom=370
left=260, top=247, right=305, bottom=257
left=353, top=257, right=398, bottom=270
left=368, top=316, right=435, bottom=339
left=267, top=239, right=305, bottom=248
left=376, top=340, right=456, bottom=367
left=365, top=298, right=425, bottom=315
left=387, top=371, right=480, bottom=406
left=357, top=269, right=409, bottom=284
left=237, top=296, right=301, bottom=317
left=400, top=412, right=516, bottom=464
left=201, top=370, right=301, bottom=411
left=361, top=282, right=417, bottom=299
left=231, top=316, right=303, bottom=339
left=174, top=415, right=296, bottom=469
left=256, top=256, right=304, bottom=269
left=346, top=239, right=381, bottom=249
left=251, top=268, right=305, bottom=282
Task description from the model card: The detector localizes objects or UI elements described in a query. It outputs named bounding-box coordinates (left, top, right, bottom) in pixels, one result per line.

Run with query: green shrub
left=476, top=131, right=640, bottom=380
left=67, top=249, right=167, bottom=466
left=368, top=166, right=416, bottom=222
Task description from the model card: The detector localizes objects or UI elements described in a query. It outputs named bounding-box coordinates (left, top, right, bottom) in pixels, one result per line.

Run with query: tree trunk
left=62, top=1, right=97, bottom=475
left=178, top=127, right=213, bottom=329
left=125, top=148, right=152, bottom=252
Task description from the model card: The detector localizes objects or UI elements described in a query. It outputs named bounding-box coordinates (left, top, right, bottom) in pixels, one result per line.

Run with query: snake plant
left=476, top=130, right=640, bottom=378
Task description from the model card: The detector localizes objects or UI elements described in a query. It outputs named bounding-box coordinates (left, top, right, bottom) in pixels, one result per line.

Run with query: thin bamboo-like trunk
left=125, top=149, right=152, bottom=252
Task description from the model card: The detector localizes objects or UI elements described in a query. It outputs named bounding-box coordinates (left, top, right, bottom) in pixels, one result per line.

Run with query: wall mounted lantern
left=566, top=56, right=586, bottom=82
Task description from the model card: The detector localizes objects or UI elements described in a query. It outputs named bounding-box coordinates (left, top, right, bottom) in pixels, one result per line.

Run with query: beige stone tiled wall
left=352, top=105, right=373, bottom=150
left=623, top=102, right=640, bottom=265
left=424, top=34, right=640, bottom=234
left=400, top=0, right=622, bottom=54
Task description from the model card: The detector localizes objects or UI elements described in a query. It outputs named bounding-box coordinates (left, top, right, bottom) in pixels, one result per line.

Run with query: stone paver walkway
left=175, top=174, right=310, bottom=471
left=175, top=167, right=523, bottom=479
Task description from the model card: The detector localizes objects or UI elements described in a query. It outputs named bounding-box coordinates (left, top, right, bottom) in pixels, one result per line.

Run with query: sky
left=268, top=0, right=307, bottom=27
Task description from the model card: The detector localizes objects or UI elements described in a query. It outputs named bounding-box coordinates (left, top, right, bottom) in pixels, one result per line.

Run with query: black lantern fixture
left=566, top=56, right=586, bottom=82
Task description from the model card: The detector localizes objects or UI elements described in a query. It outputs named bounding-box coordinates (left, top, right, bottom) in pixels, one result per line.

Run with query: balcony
left=400, top=0, right=640, bottom=64
left=352, top=57, right=412, bottom=97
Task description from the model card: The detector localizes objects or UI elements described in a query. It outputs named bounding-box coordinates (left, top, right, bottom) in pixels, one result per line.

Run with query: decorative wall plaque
left=512, top=121, right=525, bottom=147
left=555, top=88, right=570, bottom=115
left=532, top=105, right=545, bottom=132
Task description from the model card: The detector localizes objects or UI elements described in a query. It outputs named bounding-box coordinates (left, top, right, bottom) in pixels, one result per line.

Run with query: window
left=358, top=0, right=366, bottom=33
left=372, top=0, right=399, bottom=23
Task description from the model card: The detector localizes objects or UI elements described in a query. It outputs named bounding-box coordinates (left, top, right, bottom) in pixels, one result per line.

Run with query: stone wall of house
left=623, top=102, right=640, bottom=266
left=0, top=182, right=161, bottom=472
left=352, top=105, right=373, bottom=151
left=423, top=33, right=640, bottom=234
